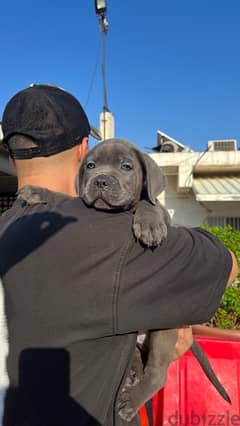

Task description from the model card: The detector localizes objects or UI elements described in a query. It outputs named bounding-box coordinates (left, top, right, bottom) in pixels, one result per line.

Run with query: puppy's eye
left=121, top=163, right=133, bottom=171
left=86, top=161, right=96, bottom=169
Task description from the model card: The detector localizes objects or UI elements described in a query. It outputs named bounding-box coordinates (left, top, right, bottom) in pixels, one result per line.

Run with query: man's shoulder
left=0, top=190, right=135, bottom=285
left=0, top=191, right=134, bottom=254
left=0, top=189, right=133, bottom=228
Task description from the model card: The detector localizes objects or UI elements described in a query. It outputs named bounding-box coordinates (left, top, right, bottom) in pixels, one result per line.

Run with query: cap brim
left=90, top=125, right=102, bottom=141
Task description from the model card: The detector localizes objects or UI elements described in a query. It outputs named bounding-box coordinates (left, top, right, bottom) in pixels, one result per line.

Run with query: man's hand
left=227, top=251, right=239, bottom=287
left=172, top=326, right=193, bottom=361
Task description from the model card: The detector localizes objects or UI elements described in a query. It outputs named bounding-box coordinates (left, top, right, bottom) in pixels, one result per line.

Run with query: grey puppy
left=77, top=138, right=170, bottom=246
left=78, top=138, right=231, bottom=422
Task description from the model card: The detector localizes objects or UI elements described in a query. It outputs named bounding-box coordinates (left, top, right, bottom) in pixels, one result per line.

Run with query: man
left=0, top=84, right=238, bottom=426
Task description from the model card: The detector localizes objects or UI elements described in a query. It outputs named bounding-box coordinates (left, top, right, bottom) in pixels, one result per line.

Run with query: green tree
left=202, top=225, right=240, bottom=329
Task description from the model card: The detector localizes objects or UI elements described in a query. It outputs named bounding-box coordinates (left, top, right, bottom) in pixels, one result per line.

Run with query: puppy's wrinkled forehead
left=86, top=141, right=139, bottom=165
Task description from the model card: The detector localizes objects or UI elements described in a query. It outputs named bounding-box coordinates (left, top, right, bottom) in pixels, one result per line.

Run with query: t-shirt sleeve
left=116, top=226, right=233, bottom=334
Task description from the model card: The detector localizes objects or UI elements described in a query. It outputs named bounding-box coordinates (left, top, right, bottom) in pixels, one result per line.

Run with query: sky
left=0, top=0, right=240, bottom=152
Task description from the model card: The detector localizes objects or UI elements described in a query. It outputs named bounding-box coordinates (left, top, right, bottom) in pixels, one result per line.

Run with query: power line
left=84, top=40, right=101, bottom=109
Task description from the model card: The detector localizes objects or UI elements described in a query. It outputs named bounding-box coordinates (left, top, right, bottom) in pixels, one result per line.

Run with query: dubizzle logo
left=167, top=410, right=240, bottom=426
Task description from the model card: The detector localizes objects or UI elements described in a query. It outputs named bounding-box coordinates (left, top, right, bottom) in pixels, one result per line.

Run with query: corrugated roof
left=192, top=176, right=240, bottom=201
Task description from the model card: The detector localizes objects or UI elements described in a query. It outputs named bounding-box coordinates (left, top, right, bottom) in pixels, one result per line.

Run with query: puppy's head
left=77, top=138, right=165, bottom=211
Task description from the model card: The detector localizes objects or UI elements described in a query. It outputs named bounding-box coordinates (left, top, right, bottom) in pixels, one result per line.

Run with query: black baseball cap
left=1, top=84, right=101, bottom=159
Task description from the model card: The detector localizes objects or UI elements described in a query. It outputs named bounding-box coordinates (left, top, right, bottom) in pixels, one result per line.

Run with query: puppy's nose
left=95, top=175, right=109, bottom=189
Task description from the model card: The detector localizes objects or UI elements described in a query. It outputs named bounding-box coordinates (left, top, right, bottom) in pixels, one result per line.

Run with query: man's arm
left=117, top=227, right=235, bottom=334
left=173, top=327, right=193, bottom=360
left=226, top=251, right=238, bottom=287
left=174, top=250, right=238, bottom=360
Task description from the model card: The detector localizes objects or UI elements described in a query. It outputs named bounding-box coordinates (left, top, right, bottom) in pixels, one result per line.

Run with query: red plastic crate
left=152, top=336, right=240, bottom=426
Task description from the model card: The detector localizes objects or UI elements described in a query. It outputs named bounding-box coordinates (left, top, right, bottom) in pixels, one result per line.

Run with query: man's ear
left=75, top=146, right=90, bottom=196
left=77, top=137, right=89, bottom=161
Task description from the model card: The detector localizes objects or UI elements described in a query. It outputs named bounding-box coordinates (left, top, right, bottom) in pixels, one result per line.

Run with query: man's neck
left=18, top=175, right=78, bottom=197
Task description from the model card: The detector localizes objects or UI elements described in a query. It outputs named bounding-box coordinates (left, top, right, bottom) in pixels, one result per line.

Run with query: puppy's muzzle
left=84, top=174, right=124, bottom=209
left=92, top=174, right=120, bottom=194
left=94, top=174, right=111, bottom=190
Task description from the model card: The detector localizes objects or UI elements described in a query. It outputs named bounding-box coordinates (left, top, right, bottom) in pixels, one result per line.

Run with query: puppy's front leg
left=133, top=200, right=170, bottom=247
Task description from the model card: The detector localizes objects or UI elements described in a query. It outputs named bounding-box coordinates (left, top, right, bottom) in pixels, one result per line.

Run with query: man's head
left=2, top=84, right=91, bottom=160
left=1, top=84, right=92, bottom=194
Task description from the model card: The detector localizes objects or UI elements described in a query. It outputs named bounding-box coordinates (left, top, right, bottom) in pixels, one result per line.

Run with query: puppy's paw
left=133, top=200, right=169, bottom=247
left=117, top=389, right=138, bottom=422
left=118, top=404, right=137, bottom=422
left=125, top=368, right=141, bottom=387
left=133, top=221, right=167, bottom=247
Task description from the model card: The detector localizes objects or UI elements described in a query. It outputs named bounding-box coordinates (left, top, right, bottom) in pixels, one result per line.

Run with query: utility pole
left=94, top=0, right=114, bottom=140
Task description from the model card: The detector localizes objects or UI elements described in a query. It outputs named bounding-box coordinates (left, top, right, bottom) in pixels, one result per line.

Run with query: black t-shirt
left=0, top=187, right=232, bottom=426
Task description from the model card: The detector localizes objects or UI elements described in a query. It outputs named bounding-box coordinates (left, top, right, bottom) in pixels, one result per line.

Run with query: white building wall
left=158, top=174, right=240, bottom=227
left=158, top=175, right=207, bottom=226
left=151, top=150, right=240, bottom=228
left=204, top=202, right=240, bottom=217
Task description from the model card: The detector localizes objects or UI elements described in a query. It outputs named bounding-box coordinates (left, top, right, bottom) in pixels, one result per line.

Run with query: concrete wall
left=204, top=202, right=240, bottom=217
left=151, top=149, right=240, bottom=228
left=158, top=174, right=240, bottom=227
left=158, top=175, right=207, bottom=226
left=150, top=151, right=240, bottom=174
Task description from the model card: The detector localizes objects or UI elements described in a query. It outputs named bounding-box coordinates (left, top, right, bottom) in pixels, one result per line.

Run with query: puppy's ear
left=139, top=153, right=166, bottom=205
